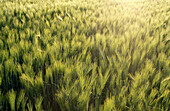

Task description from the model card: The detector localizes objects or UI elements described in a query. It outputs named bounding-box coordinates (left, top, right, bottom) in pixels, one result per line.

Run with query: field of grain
left=0, top=0, right=170, bottom=110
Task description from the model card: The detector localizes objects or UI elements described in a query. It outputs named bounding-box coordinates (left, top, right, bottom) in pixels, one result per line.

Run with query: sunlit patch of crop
left=0, top=0, right=169, bottom=111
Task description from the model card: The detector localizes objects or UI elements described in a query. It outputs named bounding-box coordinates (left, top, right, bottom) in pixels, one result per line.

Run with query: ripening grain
left=0, top=0, right=169, bottom=111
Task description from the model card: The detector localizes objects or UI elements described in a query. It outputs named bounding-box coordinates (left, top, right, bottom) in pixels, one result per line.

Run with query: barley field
left=0, top=0, right=170, bottom=111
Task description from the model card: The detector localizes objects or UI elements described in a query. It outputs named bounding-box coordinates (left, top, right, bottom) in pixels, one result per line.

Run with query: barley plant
left=0, top=0, right=169, bottom=111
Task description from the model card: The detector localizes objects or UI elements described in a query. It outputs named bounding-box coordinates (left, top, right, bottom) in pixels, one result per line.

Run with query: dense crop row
left=0, top=0, right=170, bottom=111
